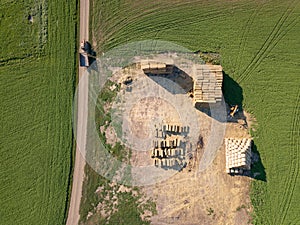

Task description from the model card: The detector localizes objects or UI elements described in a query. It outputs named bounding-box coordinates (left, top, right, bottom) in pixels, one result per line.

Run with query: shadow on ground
left=222, top=71, right=243, bottom=110
left=84, top=41, right=97, bottom=71
left=249, top=143, right=267, bottom=181
left=222, top=73, right=266, bottom=181
left=145, top=65, right=193, bottom=94
left=153, top=126, right=191, bottom=172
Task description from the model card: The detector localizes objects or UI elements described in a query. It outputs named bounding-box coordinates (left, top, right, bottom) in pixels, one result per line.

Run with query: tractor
left=229, top=105, right=239, bottom=118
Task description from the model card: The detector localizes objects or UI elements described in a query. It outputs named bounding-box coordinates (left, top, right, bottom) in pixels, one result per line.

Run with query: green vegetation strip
left=0, top=0, right=77, bottom=224
left=87, top=0, right=300, bottom=224
left=79, top=79, right=156, bottom=224
left=80, top=165, right=156, bottom=225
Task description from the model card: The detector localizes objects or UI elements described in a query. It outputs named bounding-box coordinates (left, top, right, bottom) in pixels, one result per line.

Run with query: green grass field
left=87, top=0, right=300, bottom=224
left=0, top=1, right=77, bottom=224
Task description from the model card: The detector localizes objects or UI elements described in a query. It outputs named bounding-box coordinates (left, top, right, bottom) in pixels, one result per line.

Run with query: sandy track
left=66, top=0, right=89, bottom=225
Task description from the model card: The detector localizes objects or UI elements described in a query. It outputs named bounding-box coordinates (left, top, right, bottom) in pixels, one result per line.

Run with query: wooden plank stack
left=162, top=124, right=186, bottom=133
left=151, top=123, right=185, bottom=169
left=193, top=64, right=223, bottom=104
left=225, top=138, right=252, bottom=174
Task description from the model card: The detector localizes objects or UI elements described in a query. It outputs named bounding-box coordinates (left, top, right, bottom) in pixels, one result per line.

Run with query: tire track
left=237, top=0, right=299, bottom=84
left=110, top=5, right=240, bottom=46
left=112, top=6, right=226, bottom=35
left=241, top=16, right=298, bottom=85
left=237, top=1, right=296, bottom=83
left=235, top=3, right=263, bottom=73
left=97, top=1, right=252, bottom=51
left=96, top=1, right=181, bottom=39
left=94, top=2, right=166, bottom=48
left=102, top=8, right=228, bottom=50
left=277, top=89, right=300, bottom=225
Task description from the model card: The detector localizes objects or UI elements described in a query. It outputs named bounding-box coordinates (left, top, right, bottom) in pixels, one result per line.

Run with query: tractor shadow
left=222, top=71, right=249, bottom=124
left=222, top=71, right=243, bottom=110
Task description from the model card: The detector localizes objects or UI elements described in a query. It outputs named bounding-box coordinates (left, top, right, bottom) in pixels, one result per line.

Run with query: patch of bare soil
left=142, top=117, right=253, bottom=225
left=92, top=64, right=254, bottom=225
left=129, top=96, right=180, bottom=139
left=105, top=124, right=118, bottom=147
left=243, top=111, right=257, bottom=132
left=117, top=64, right=254, bottom=225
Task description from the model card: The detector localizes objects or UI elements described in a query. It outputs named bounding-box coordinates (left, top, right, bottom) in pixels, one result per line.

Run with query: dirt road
left=66, top=0, right=89, bottom=224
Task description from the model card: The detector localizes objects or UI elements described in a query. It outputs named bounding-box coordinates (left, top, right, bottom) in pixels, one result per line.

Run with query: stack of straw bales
left=193, top=64, right=223, bottom=104
left=225, top=138, right=252, bottom=174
